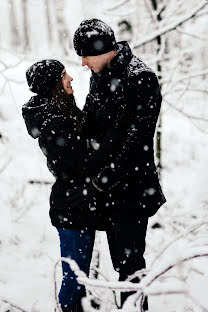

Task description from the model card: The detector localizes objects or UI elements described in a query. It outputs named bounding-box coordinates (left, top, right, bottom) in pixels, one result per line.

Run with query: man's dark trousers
left=107, top=218, right=148, bottom=310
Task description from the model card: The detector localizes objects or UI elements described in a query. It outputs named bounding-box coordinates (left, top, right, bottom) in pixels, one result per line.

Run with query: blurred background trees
left=0, top=0, right=208, bottom=311
left=1, top=0, right=207, bottom=173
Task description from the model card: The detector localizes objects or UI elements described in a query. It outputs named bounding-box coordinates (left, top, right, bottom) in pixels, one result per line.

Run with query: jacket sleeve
left=91, top=71, right=162, bottom=191
left=39, top=119, right=86, bottom=181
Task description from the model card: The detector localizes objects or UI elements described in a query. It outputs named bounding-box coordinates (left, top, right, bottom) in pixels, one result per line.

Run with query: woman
left=22, top=60, right=102, bottom=312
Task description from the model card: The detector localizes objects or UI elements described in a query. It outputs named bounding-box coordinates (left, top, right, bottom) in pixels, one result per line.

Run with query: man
left=68, top=18, right=166, bottom=311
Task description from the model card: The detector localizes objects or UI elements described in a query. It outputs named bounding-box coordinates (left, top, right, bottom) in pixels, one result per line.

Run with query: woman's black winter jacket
left=22, top=96, right=105, bottom=230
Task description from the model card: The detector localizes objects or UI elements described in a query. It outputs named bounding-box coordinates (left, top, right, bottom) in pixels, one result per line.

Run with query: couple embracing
left=22, top=19, right=166, bottom=312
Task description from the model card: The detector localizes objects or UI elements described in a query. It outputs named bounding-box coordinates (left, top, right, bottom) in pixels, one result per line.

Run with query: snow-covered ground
left=0, top=52, right=208, bottom=312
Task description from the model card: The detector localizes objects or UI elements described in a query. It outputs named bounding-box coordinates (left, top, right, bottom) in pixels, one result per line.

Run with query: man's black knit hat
left=26, top=59, right=64, bottom=96
left=73, top=19, right=117, bottom=56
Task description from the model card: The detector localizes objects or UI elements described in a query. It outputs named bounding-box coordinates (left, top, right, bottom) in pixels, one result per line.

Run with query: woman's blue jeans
left=57, top=227, right=95, bottom=306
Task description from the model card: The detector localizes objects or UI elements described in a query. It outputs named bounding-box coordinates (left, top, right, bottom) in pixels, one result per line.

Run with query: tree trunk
left=9, top=1, right=21, bottom=48
left=54, top=0, right=72, bottom=55
left=22, top=0, right=29, bottom=51
left=150, top=0, right=164, bottom=178
left=44, top=0, right=53, bottom=45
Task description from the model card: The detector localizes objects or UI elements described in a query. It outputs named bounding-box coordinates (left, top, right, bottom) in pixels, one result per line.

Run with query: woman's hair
left=51, top=79, right=86, bottom=130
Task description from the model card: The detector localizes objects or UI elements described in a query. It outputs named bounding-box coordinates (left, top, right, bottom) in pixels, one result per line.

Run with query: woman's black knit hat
left=73, top=19, right=117, bottom=56
left=26, top=59, right=64, bottom=96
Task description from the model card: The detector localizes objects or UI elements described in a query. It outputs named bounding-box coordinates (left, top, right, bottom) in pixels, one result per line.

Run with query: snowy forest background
left=0, top=0, right=208, bottom=311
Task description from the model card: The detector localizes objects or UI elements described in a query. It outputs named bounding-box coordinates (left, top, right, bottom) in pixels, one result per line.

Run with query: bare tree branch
left=162, top=69, right=208, bottom=92
left=164, top=87, right=208, bottom=97
left=0, top=72, right=25, bottom=84
left=103, top=9, right=134, bottom=16
left=175, top=78, right=191, bottom=101
left=187, top=293, right=208, bottom=312
left=29, top=179, right=53, bottom=185
left=133, top=1, right=208, bottom=48
left=0, top=156, right=11, bottom=174
left=151, top=34, right=167, bottom=64
left=54, top=260, right=64, bottom=312
left=53, top=245, right=208, bottom=312
left=0, top=58, right=25, bottom=74
left=158, top=0, right=184, bottom=25
left=128, top=250, right=208, bottom=312
left=126, top=268, right=148, bottom=282
left=164, top=99, right=208, bottom=125
left=150, top=221, right=208, bottom=269
left=194, top=8, right=208, bottom=18
left=0, top=80, right=7, bottom=96
left=0, top=60, right=7, bottom=71
left=176, top=26, right=208, bottom=41
left=187, top=88, right=208, bottom=95
left=1, top=299, right=29, bottom=312
left=146, top=252, right=208, bottom=289
left=156, top=0, right=171, bottom=17
left=105, top=0, right=130, bottom=11
left=144, top=0, right=158, bottom=24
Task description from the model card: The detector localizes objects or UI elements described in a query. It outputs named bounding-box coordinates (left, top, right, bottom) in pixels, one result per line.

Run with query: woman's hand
left=66, top=182, right=98, bottom=210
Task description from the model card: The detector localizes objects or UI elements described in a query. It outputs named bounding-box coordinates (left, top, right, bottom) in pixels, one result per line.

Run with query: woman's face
left=61, top=68, right=74, bottom=94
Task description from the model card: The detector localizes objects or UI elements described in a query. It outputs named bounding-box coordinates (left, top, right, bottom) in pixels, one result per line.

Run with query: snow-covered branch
left=194, top=8, right=208, bottom=18
left=54, top=257, right=88, bottom=312
left=76, top=250, right=208, bottom=294
left=103, top=9, right=134, bottom=17
left=176, top=27, right=208, bottom=41
left=0, top=60, right=8, bottom=71
left=0, top=155, right=11, bottom=174
left=125, top=268, right=148, bottom=282
left=133, top=1, right=208, bottom=48
left=163, top=87, right=208, bottom=97
left=147, top=247, right=208, bottom=286
left=0, top=58, right=25, bottom=73
left=164, top=99, right=208, bottom=122
left=103, top=0, right=133, bottom=16
left=0, top=133, right=11, bottom=174
left=0, top=72, right=25, bottom=84
left=151, top=220, right=208, bottom=269
left=150, top=34, right=167, bottom=64
left=162, top=69, right=208, bottom=94
left=144, top=0, right=158, bottom=24
left=105, top=0, right=130, bottom=12
left=54, top=240, right=208, bottom=311
left=186, top=88, right=208, bottom=96
left=0, top=299, right=29, bottom=312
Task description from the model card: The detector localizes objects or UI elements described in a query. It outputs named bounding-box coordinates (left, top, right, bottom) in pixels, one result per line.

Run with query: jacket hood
left=22, top=95, right=53, bottom=139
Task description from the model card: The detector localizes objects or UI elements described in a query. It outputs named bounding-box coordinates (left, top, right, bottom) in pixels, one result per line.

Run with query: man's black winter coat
left=84, top=41, right=166, bottom=224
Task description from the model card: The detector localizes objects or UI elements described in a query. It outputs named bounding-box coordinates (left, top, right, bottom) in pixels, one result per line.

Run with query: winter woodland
left=0, top=0, right=208, bottom=311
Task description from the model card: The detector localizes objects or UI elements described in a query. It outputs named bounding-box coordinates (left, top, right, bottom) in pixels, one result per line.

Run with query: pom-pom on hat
left=26, top=59, right=64, bottom=96
left=74, top=19, right=117, bottom=56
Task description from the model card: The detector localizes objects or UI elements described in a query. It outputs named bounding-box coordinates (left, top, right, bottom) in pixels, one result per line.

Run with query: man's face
left=81, top=54, right=108, bottom=73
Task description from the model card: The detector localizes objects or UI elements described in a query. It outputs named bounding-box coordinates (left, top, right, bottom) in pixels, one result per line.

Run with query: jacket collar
left=110, top=41, right=133, bottom=74
left=92, top=41, right=133, bottom=80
